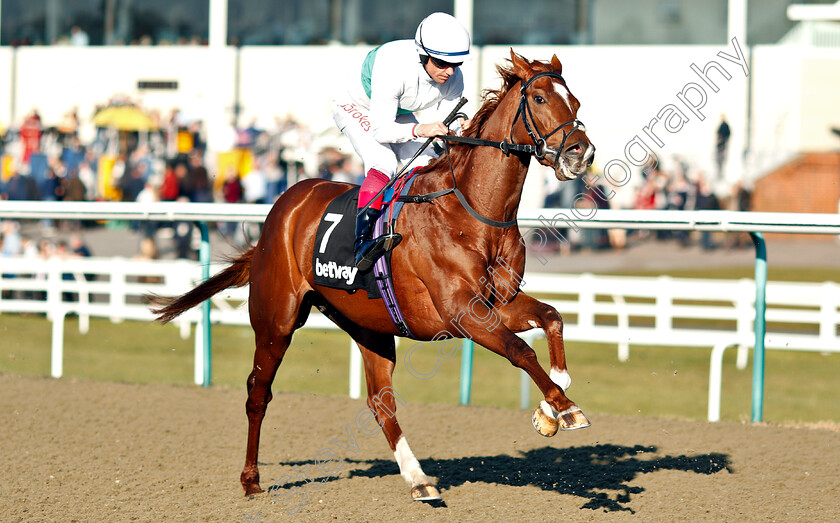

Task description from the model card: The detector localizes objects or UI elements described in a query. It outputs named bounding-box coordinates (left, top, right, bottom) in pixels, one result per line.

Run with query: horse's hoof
left=411, top=482, right=442, bottom=502
left=243, top=483, right=264, bottom=496
left=557, top=406, right=591, bottom=431
left=532, top=403, right=559, bottom=437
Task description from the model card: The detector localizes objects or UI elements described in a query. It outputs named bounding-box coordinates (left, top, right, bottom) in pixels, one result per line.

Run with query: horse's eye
left=534, top=95, right=546, bottom=105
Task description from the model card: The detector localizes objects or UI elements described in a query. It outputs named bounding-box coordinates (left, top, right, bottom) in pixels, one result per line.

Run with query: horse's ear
left=509, top=49, right=532, bottom=82
left=550, top=54, right=563, bottom=75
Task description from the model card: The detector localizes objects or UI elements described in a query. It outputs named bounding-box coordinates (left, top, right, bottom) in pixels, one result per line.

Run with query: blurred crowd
left=0, top=101, right=362, bottom=259
left=536, top=154, right=753, bottom=254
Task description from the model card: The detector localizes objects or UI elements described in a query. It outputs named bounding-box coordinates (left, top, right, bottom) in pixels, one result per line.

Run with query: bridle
left=516, top=71, right=587, bottom=170
left=387, top=71, right=590, bottom=229
left=442, top=71, right=587, bottom=172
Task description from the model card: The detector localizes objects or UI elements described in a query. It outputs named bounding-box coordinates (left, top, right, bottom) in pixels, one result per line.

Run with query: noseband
left=515, top=71, right=586, bottom=170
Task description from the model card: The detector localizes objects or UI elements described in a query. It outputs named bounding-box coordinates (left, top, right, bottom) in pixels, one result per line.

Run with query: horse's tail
left=147, top=247, right=255, bottom=324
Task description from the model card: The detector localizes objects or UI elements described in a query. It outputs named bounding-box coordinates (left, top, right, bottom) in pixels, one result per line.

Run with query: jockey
left=332, top=12, right=472, bottom=271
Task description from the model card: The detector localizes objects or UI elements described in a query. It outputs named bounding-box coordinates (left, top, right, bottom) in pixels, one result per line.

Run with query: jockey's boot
left=354, top=207, right=402, bottom=272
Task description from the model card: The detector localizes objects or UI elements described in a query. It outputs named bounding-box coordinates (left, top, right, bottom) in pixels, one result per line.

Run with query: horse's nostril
left=564, top=144, right=582, bottom=157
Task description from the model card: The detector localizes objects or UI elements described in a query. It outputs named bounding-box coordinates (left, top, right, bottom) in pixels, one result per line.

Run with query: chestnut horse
left=150, top=50, right=595, bottom=501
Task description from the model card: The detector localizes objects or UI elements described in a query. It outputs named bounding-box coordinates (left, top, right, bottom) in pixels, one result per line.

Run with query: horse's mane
left=423, top=53, right=555, bottom=173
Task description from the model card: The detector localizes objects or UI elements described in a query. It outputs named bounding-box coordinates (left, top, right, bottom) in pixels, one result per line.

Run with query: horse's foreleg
left=240, top=333, right=290, bottom=495
left=497, top=292, right=571, bottom=391
left=440, top=288, right=589, bottom=435
left=494, top=292, right=587, bottom=436
left=353, top=330, right=440, bottom=501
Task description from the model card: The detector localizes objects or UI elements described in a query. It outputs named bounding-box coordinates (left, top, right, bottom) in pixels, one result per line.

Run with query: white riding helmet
left=414, top=12, right=473, bottom=63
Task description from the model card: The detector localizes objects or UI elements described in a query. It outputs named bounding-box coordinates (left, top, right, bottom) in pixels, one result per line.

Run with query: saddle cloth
left=312, top=187, right=381, bottom=298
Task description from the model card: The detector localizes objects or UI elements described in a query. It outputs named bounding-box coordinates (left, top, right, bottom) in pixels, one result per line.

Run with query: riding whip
left=358, top=97, right=468, bottom=216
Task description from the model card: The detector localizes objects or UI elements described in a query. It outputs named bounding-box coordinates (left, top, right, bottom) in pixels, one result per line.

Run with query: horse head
left=509, top=50, right=595, bottom=181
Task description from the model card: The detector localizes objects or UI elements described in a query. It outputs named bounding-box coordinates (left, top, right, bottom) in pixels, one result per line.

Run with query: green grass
left=2, top=311, right=838, bottom=425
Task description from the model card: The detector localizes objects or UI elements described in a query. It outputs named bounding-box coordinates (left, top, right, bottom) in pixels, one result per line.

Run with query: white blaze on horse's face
left=541, top=77, right=593, bottom=181
left=552, top=80, right=572, bottom=111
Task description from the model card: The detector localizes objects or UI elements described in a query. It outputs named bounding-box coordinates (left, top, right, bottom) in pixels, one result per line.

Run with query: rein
left=401, top=71, right=586, bottom=229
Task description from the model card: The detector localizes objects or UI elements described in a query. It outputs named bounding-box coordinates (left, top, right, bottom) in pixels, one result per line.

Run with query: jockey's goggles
left=429, top=56, right=462, bottom=69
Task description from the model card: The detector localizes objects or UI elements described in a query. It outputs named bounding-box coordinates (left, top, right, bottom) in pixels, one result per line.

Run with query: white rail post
left=708, top=342, right=732, bottom=422
left=110, top=262, right=127, bottom=324
left=76, top=271, right=90, bottom=334
left=51, top=309, right=66, bottom=378
left=819, top=281, right=838, bottom=345
left=655, top=275, right=673, bottom=335
left=577, top=273, right=595, bottom=330
left=614, top=294, right=630, bottom=362
left=194, top=317, right=205, bottom=386
left=45, top=257, right=61, bottom=322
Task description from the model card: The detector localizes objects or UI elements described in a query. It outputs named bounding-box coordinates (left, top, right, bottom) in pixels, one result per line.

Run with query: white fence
left=0, top=256, right=344, bottom=386
left=519, top=273, right=840, bottom=421
left=1, top=255, right=837, bottom=422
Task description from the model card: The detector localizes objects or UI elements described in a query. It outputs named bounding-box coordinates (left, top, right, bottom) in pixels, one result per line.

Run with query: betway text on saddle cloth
left=314, top=258, right=359, bottom=286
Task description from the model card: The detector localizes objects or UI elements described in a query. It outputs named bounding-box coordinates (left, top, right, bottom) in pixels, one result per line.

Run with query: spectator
left=185, top=153, right=212, bottom=203
left=328, top=157, right=356, bottom=184
left=221, top=166, right=244, bottom=240
left=19, top=110, right=43, bottom=165
left=63, top=169, right=87, bottom=202
left=695, top=174, right=720, bottom=250
left=70, top=26, right=90, bottom=46
left=120, top=165, right=146, bottom=202
left=667, top=169, right=691, bottom=246
left=222, top=166, right=243, bottom=204
left=4, top=169, right=39, bottom=201
left=69, top=234, right=92, bottom=258
left=1, top=221, right=22, bottom=258
left=136, top=179, right=161, bottom=238
left=242, top=162, right=268, bottom=204
left=263, top=151, right=286, bottom=202
left=172, top=201, right=195, bottom=260
left=77, top=160, right=97, bottom=201
left=173, top=163, right=190, bottom=199
left=159, top=163, right=181, bottom=202
left=1, top=221, right=23, bottom=298
left=715, top=114, right=731, bottom=180
left=726, top=180, right=752, bottom=249
left=55, top=240, right=79, bottom=302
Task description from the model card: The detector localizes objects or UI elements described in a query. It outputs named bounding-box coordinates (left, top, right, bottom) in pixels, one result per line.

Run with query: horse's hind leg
left=240, top=334, right=288, bottom=495
left=240, top=293, right=310, bottom=495
left=353, top=329, right=440, bottom=501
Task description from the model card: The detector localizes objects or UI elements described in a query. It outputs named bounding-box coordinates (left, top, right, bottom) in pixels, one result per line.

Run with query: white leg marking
left=539, top=400, right=559, bottom=418
left=394, top=436, right=432, bottom=487
left=550, top=368, right=572, bottom=391
left=527, top=320, right=539, bottom=329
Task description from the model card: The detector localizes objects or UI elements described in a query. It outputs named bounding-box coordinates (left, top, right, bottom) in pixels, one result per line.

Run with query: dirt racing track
left=1, top=374, right=838, bottom=522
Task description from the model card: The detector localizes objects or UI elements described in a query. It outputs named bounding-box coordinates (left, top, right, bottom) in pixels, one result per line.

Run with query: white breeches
left=332, top=100, right=438, bottom=177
